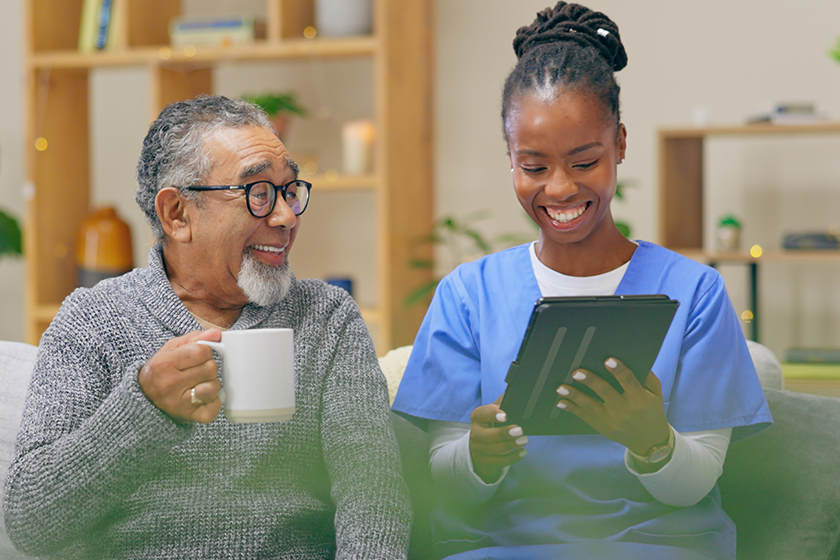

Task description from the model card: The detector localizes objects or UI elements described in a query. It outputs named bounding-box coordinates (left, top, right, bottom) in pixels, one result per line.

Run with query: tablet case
left=500, top=295, right=679, bottom=436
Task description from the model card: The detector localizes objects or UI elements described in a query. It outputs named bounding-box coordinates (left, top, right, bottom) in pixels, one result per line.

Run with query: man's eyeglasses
left=185, top=180, right=312, bottom=218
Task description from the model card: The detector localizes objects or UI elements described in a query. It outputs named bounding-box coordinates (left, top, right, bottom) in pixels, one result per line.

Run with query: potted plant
left=0, top=208, right=22, bottom=260
left=241, top=92, right=308, bottom=140
left=405, top=210, right=537, bottom=306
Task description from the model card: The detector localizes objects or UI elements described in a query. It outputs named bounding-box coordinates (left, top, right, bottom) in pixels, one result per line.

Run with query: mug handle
left=196, top=340, right=227, bottom=404
left=196, top=340, right=224, bottom=357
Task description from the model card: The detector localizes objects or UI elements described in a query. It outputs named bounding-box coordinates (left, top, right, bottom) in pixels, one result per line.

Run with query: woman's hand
left=469, top=395, right=529, bottom=484
left=555, top=358, right=670, bottom=461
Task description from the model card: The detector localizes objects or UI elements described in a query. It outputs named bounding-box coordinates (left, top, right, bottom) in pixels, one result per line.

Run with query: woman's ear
left=156, top=188, right=192, bottom=243
left=617, top=123, right=627, bottom=162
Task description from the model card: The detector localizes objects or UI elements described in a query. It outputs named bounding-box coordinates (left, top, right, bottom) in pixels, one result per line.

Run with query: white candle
left=342, top=119, right=376, bottom=175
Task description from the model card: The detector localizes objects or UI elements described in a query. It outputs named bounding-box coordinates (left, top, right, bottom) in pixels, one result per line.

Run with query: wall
left=1, top=0, right=840, bottom=359
left=435, top=0, right=840, bottom=358
left=0, top=0, right=24, bottom=342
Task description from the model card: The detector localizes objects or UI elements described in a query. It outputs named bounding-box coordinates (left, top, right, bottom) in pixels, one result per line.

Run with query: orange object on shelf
left=75, top=206, right=134, bottom=288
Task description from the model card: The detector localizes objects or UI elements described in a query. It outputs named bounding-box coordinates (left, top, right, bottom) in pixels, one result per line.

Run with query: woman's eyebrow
left=566, top=142, right=603, bottom=156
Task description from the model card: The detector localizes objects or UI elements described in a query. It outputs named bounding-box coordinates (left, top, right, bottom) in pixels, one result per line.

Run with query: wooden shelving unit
left=658, top=123, right=840, bottom=348
left=658, top=122, right=840, bottom=251
left=23, top=0, right=434, bottom=353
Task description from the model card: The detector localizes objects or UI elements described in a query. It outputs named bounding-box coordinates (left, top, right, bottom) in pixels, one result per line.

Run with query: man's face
left=183, top=125, right=299, bottom=308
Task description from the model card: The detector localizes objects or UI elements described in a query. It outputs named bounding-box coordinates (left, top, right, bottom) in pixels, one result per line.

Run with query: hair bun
left=512, top=1, right=627, bottom=72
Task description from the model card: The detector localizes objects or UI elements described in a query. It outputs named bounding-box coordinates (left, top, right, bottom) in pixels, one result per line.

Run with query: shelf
left=658, top=123, right=840, bottom=250
left=300, top=173, right=378, bottom=192
left=677, top=250, right=840, bottom=264
left=660, top=122, right=840, bottom=139
left=23, top=0, right=435, bottom=353
left=29, top=37, right=378, bottom=69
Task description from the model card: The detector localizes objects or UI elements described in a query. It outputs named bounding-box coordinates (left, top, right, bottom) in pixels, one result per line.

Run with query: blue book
left=95, top=0, right=113, bottom=49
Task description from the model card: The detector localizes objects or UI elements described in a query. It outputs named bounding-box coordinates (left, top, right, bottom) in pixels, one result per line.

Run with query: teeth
left=252, top=244, right=284, bottom=253
left=546, top=205, right=586, bottom=223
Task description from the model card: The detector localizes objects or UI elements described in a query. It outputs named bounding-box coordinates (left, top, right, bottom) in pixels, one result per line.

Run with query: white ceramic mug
left=197, top=328, right=295, bottom=423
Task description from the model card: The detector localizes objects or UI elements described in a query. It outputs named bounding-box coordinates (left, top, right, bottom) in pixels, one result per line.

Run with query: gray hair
left=135, top=95, right=277, bottom=241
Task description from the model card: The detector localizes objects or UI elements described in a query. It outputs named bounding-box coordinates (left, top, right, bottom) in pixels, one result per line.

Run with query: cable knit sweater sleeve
left=318, top=296, right=412, bottom=559
left=3, top=291, right=194, bottom=557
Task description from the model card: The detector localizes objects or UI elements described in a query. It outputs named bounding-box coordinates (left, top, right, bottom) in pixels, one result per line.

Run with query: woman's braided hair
left=502, top=2, right=627, bottom=137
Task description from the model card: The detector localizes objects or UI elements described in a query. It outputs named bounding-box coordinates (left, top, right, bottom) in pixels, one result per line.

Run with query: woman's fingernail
left=508, top=426, right=523, bottom=437
left=572, top=371, right=586, bottom=381
left=605, top=358, right=617, bottom=369
left=518, top=449, right=528, bottom=458
left=515, top=436, right=529, bottom=446
left=556, top=401, right=567, bottom=409
left=496, top=412, right=507, bottom=423
left=557, top=386, right=570, bottom=396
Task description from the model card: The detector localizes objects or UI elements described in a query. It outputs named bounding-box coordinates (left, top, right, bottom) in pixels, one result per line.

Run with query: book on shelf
left=747, top=102, right=828, bottom=126
left=78, top=0, right=101, bottom=52
left=786, top=348, right=840, bottom=365
left=78, top=0, right=121, bottom=52
left=169, top=14, right=259, bottom=48
left=94, top=0, right=113, bottom=49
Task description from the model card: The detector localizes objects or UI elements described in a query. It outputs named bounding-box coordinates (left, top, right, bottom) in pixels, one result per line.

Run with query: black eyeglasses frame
left=184, top=179, right=312, bottom=218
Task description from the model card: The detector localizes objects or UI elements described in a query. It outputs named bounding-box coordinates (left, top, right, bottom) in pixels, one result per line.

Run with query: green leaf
left=0, top=209, right=22, bottom=258
left=409, top=258, right=434, bottom=269
left=830, top=37, right=840, bottom=63
left=403, top=279, right=440, bottom=307
left=462, top=228, right=492, bottom=253
left=241, top=92, right=308, bottom=118
left=615, top=221, right=631, bottom=238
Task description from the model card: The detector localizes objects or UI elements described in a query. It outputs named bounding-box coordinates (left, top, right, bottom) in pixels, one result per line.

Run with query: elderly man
left=4, top=95, right=411, bottom=559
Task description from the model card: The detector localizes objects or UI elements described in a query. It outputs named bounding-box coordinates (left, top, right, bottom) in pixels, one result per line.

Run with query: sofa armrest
left=0, top=341, right=40, bottom=559
left=719, top=388, right=840, bottom=560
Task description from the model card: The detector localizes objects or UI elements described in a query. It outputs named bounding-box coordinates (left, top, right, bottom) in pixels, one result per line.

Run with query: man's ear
left=156, top=188, right=192, bottom=242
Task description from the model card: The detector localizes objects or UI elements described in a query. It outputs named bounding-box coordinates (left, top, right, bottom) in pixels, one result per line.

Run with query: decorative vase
left=76, top=206, right=134, bottom=288
left=315, top=0, right=372, bottom=37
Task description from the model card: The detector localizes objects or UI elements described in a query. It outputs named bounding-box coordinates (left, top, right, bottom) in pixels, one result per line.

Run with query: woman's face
left=506, top=89, right=626, bottom=252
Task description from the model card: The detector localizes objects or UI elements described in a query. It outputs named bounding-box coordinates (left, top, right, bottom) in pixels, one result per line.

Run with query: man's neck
left=161, top=245, right=245, bottom=329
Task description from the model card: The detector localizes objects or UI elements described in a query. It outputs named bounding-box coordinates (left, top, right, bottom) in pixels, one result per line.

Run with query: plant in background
left=613, top=180, right=633, bottom=238
left=242, top=92, right=309, bottom=140
left=405, top=210, right=537, bottom=306
left=242, top=92, right=308, bottom=119
left=830, top=37, right=840, bottom=64
left=0, top=208, right=22, bottom=259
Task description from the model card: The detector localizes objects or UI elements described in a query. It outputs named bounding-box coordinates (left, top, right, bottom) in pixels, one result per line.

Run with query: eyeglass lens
left=248, top=181, right=308, bottom=217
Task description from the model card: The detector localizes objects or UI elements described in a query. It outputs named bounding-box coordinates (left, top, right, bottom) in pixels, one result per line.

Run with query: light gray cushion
left=0, top=341, right=38, bottom=559
left=719, top=388, right=840, bottom=559
left=746, top=340, right=784, bottom=390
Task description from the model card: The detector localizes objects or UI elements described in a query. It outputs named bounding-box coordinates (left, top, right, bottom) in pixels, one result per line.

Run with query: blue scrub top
left=393, top=241, right=772, bottom=560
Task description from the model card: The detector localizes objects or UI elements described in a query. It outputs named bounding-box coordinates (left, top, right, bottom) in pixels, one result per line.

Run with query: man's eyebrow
left=286, top=156, right=300, bottom=179
left=239, top=160, right=271, bottom=180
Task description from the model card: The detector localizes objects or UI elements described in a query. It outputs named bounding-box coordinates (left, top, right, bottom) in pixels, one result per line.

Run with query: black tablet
left=499, top=295, right=679, bottom=436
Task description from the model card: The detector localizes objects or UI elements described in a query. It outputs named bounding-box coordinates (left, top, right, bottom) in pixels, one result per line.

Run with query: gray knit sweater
left=3, top=246, right=411, bottom=559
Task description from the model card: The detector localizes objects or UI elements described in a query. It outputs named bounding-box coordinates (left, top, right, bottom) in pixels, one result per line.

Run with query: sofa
left=3, top=340, right=840, bottom=559
left=383, top=342, right=840, bottom=560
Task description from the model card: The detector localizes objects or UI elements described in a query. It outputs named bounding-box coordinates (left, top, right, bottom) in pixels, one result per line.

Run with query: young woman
left=392, top=3, right=772, bottom=559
